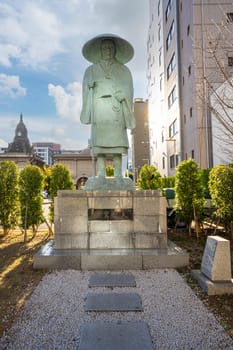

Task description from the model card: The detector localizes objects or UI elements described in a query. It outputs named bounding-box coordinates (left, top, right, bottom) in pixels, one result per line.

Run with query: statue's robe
left=80, top=58, right=135, bottom=155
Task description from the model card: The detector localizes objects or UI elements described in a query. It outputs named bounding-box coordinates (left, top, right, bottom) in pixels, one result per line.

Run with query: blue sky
left=0, top=0, right=149, bottom=150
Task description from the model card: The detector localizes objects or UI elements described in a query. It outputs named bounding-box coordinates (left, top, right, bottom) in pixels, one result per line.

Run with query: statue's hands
left=88, top=81, right=95, bottom=89
left=114, top=90, right=125, bottom=102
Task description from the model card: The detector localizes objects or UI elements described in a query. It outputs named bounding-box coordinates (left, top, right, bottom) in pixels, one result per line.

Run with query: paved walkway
left=0, top=270, right=232, bottom=350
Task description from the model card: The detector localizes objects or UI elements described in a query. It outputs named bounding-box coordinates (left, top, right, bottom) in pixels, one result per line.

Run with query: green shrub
left=209, top=164, right=233, bottom=235
left=106, top=165, right=114, bottom=177
left=161, top=175, right=175, bottom=188
left=199, top=168, right=211, bottom=199
left=49, top=164, right=74, bottom=222
left=0, top=161, right=19, bottom=234
left=19, top=165, right=44, bottom=241
left=137, top=164, right=162, bottom=190
left=175, top=159, right=205, bottom=236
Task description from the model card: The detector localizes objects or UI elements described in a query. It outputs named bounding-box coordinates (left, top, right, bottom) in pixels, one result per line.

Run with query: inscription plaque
left=201, top=236, right=232, bottom=282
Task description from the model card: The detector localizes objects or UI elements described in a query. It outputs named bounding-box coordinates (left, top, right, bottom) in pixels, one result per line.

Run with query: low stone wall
left=54, top=190, right=167, bottom=250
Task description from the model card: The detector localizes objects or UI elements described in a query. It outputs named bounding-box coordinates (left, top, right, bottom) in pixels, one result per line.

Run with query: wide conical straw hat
left=82, top=33, right=134, bottom=64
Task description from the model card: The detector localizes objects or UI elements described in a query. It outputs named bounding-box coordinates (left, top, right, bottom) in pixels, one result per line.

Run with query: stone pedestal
left=34, top=189, right=189, bottom=270
left=54, top=190, right=167, bottom=250
left=192, top=236, right=233, bottom=295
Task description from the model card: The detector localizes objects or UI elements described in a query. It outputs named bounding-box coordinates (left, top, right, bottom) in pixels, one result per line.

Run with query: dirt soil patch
left=168, top=228, right=233, bottom=338
left=0, top=229, right=50, bottom=338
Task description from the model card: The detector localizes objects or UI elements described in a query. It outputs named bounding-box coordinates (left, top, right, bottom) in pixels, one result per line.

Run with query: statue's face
left=101, top=40, right=116, bottom=60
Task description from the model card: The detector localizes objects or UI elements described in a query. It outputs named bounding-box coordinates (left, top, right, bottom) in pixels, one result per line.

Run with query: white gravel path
left=0, top=269, right=232, bottom=350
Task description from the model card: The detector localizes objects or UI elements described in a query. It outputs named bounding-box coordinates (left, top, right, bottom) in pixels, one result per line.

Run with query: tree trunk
left=24, top=202, right=28, bottom=243
left=44, top=219, right=54, bottom=236
left=3, top=227, right=8, bottom=236
left=188, top=222, right=192, bottom=237
left=31, top=225, right=38, bottom=240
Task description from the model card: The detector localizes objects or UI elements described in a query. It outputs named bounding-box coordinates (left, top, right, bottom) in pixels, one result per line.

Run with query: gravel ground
left=0, top=269, right=233, bottom=350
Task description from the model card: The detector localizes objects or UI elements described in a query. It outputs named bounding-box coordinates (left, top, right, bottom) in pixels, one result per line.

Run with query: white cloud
left=0, top=2, right=65, bottom=69
left=0, top=138, right=7, bottom=148
left=0, top=73, right=26, bottom=98
left=0, top=1, right=148, bottom=150
left=0, top=44, right=21, bottom=67
left=0, top=1, right=148, bottom=94
left=48, top=82, right=82, bottom=122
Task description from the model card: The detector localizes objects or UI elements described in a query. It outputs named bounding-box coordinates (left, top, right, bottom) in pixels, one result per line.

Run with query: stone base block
left=33, top=240, right=189, bottom=270
left=33, top=241, right=81, bottom=269
left=81, top=254, right=142, bottom=270
left=192, top=270, right=233, bottom=296
left=89, top=232, right=134, bottom=249
left=84, top=177, right=135, bottom=191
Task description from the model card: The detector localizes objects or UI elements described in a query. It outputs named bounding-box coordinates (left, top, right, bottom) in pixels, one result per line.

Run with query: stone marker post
left=192, top=235, right=233, bottom=295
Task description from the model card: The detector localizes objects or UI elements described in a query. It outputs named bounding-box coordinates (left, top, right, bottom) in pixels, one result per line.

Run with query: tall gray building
left=132, top=98, right=150, bottom=179
left=148, top=0, right=233, bottom=176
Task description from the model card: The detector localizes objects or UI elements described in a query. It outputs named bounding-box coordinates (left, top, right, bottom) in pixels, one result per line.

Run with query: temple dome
left=8, top=114, right=33, bottom=154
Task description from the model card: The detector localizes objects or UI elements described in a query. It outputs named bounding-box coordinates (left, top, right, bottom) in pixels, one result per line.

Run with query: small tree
left=137, top=164, right=162, bottom=190
left=42, top=165, right=51, bottom=196
left=209, top=164, right=233, bottom=237
left=175, top=159, right=205, bottom=237
left=0, top=161, right=19, bottom=235
left=49, top=164, right=74, bottom=222
left=199, top=168, right=211, bottom=199
left=19, top=165, right=44, bottom=241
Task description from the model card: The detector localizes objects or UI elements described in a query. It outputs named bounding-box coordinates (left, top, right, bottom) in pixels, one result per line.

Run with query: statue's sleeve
left=80, top=66, right=92, bottom=124
left=121, top=66, right=136, bottom=130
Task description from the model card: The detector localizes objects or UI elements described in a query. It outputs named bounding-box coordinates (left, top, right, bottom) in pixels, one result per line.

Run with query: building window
left=228, top=57, right=233, bottom=66
left=191, top=149, right=195, bottom=159
left=190, top=107, right=193, bottom=117
left=166, top=21, right=175, bottom=50
left=226, top=13, right=233, bottom=22
left=168, top=85, right=177, bottom=109
left=158, top=0, right=161, bottom=17
left=187, top=25, right=190, bottom=36
left=167, top=53, right=176, bottom=79
left=158, top=25, right=161, bottom=41
left=188, top=65, right=191, bottom=75
left=162, top=156, right=165, bottom=169
left=170, top=155, right=175, bottom=169
left=168, top=119, right=178, bottom=138
left=160, top=75, right=163, bottom=91
left=165, top=0, right=173, bottom=22
left=159, top=49, right=162, bottom=66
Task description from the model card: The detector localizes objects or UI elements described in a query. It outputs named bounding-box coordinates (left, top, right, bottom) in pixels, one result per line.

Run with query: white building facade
left=147, top=0, right=233, bottom=176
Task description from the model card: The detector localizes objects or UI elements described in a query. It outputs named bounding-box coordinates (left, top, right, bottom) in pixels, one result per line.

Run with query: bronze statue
left=80, top=34, right=135, bottom=181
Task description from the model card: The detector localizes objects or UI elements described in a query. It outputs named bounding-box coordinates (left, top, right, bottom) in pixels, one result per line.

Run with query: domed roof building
left=8, top=113, right=33, bottom=154
left=0, top=114, right=44, bottom=170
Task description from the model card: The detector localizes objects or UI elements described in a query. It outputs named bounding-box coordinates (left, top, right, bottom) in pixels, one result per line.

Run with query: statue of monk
left=80, top=34, right=136, bottom=178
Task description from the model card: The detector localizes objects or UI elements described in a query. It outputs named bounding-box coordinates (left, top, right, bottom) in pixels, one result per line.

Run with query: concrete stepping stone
left=88, top=273, right=136, bottom=287
left=85, top=292, right=143, bottom=311
left=78, top=321, right=153, bottom=350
